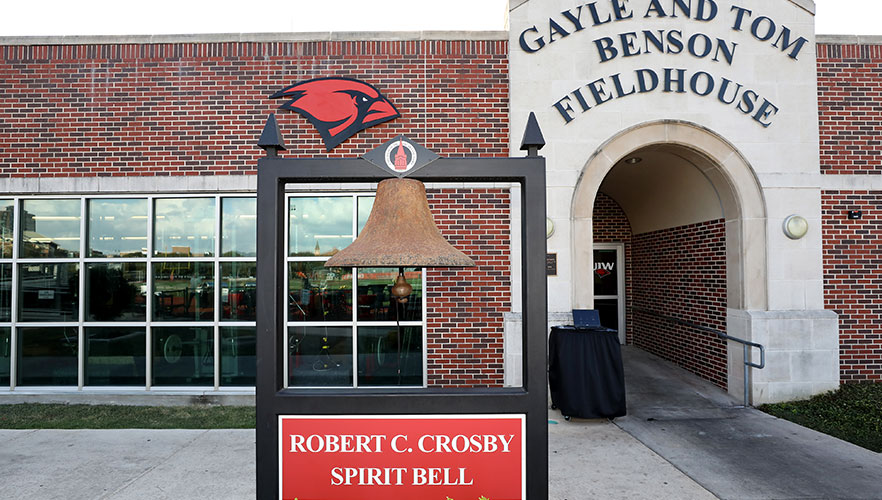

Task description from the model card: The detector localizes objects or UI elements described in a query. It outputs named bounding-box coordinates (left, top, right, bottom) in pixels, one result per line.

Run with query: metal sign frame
left=255, top=154, right=548, bottom=499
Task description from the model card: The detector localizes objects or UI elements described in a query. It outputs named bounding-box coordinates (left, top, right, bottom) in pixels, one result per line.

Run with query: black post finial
left=257, top=113, right=287, bottom=157
left=519, top=112, right=546, bottom=157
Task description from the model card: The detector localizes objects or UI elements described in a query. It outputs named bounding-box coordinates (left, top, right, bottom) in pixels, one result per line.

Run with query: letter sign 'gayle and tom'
left=519, top=1, right=811, bottom=129
left=279, top=416, right=526, bottom=500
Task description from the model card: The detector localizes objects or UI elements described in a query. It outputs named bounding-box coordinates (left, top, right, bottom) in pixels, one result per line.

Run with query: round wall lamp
left=546, top=217, right=555, bottom=239
left=783, top=215, right=809, bottom=240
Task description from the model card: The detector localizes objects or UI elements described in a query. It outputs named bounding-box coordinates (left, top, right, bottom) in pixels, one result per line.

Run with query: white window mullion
left=78, top=198, right=86, bottom=389
left=214, top=195, right=221, bottom=390
left=283, top=194, right=290, bottom=388
left=145, top=197, right=155, bottom=390
left=9, top=197, right=20, bottom=390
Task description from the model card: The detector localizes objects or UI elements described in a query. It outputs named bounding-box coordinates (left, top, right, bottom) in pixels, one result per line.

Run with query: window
left=0, top=192, right=426, bottom=391
left=286, top=194, right=425, bottom=388
left=1, top=195, right=256, bottom=389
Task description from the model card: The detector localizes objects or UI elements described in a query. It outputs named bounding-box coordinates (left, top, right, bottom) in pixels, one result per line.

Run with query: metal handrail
left=632, top=307, right=765, bottom=407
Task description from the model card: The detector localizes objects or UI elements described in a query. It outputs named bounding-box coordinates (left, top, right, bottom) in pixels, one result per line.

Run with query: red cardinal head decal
left=270, top=77, right=400, bottom=151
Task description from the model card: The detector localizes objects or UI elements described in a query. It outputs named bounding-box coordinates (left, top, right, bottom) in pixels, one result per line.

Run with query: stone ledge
left=817, top=34, right=882, bottom=45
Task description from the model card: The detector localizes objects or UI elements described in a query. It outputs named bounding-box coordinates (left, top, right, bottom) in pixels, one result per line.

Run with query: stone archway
left=571, top=120, right=768, bottom=396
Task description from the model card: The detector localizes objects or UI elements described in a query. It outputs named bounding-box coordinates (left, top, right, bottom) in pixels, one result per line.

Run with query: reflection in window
left=222, top=198, right=256, bottom=257
left=19, top=263, right=79, bottom=322
left=357, top=196, right=374, bottom=235
left=86, top=263, right=147, bottom=321
left=153, top=262, right=214, bottom=321
left=288, top=197, right=353, bottom=256
left=221, top=326, right=256, bottom=386
left=17, top=327, right=78, bottom=386
left=21, top=199, right=81, bottom=258
left=0, top=263, right=10, bottom=322
left=288, top=325, right=352, bottom=387
left=221, top=262, right=256, bottom=322
left=356, top=268, right=422, bottom=322
left=152, top=326, right=214, bottom=386
left=0, top=199, right=13, bottom=259
left=357, top=326, right=422, bottom=387
left=154, top=198, right=215, bottom=257
left=0, top=327, right=9, bottom=386
left=85, top=327, right=146, bottom=386
left=288, top=262, right=351, bottom=322
left=88, top=198, right=148, bottom=258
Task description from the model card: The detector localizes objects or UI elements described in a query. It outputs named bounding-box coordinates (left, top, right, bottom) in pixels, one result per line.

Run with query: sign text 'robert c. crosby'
left=279, top=415, right=525, bottom=500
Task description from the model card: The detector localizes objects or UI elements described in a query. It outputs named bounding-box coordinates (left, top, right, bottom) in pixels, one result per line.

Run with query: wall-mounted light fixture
left=546, top=217, right=555, bottom=239
left=783, top=215, right=809, bottom=240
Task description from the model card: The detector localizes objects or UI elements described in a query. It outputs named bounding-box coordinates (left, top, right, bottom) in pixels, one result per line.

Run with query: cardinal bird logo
left=270, top=77, right=400, bottom=151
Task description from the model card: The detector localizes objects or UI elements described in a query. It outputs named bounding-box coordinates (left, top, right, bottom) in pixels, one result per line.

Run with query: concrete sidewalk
left=0, top=421, right=713, bottom=499
left=616, top=347, right=882, bottom=500
left=1, top=348, right=880, bottom=499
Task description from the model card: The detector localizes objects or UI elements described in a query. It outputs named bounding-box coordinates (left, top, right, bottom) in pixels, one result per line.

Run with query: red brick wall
left=426, top=188, right=510, bottom=387
left=592, top=192, right=633, bottom=343
left=817, top=43, right=882, bottom=175
left=822, top=191, right=882, bottom=382
left=631, top=220, right=728, bottom=389
left=0, top=39, right=509, bottom=177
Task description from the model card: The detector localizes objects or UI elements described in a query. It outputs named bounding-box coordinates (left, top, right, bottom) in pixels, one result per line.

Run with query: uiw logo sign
left=594, top=262, right=614, bottom=278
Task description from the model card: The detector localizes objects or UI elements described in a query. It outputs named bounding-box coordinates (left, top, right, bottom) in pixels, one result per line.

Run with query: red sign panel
left=279, top=414, right=526, bottom=500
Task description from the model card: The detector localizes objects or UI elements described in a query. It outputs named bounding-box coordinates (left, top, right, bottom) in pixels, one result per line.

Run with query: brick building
left=0, top=0, right=879, bottom=404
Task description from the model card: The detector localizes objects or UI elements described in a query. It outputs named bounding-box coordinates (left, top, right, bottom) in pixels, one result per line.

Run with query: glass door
left=593, top=244, right=625, bottom=344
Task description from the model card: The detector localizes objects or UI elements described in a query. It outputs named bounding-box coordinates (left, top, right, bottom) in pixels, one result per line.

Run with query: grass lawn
left=0, top=404, right=255, bottom=429
left=759, top=382, right=882, bottom=453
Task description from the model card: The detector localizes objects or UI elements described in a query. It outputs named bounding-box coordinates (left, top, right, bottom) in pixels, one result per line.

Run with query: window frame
left=284, top=192, right=428, bottom=389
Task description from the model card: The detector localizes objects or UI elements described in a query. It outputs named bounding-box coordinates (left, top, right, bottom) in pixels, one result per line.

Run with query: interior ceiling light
left=624, top=157, right=642, bottom=165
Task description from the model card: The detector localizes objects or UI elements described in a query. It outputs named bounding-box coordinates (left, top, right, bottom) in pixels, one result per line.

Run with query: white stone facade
left=507, top=0, right=836, bottom=403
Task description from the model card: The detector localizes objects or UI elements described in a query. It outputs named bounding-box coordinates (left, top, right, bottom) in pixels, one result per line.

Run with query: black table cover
left=548, top=326, right=626, bottom=419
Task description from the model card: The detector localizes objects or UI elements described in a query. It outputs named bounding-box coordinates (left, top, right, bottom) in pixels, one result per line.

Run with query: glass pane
left=288, top=197, right=353, bottom=256
left=595, top=298, right=619, bottom=331
left=88, top=198, right=148, bottom=258
left=19, top=263, right=79, bottom=322
left=152, top=326, right=214, bottom=386
left=17, top=327, right=78, bottom=386
left=288, top=326, right=352, bottom=387
left=85, top=327, right=146, bottom=386
left=356, top=268, right=422, bottom=322
left=154, top=198, right=215, bottom=257
left=357, top=196, right=374, bottom=235
left=221, top=326, right=255, bottom=386
left=20, top=199, right=81, bottom=258
left=153, top=262, right=214, bottom=321
left=0, top=327, right=9, bottom=386
left=221, top=262, right=256, bottom=321
left=357, top=326, right=422, bottom=387
left=288, top=262, right=351, bottom=322
left=221, top=198, right=256, bottom=257
left=0, top=263, right=10, bottom=322
left=0, top=199, right=13, bottom=258
left=86, top=263, right=147, bottom=321
left=593, top=249, right=619, bottom=296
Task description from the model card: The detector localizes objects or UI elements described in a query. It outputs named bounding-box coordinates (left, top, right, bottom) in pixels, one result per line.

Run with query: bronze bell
left=324, top=177, right=475, bottom=269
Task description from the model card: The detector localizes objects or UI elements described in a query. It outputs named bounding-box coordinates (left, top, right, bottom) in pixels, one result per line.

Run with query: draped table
left=548, top=326, right=626, bottom=419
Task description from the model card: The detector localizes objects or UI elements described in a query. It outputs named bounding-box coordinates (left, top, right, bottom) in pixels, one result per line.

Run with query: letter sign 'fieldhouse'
left=279, top=415, right=525, bottom=500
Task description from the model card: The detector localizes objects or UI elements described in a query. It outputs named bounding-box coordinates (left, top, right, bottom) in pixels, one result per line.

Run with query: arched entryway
left=571, top=121, right=767, bottom=396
